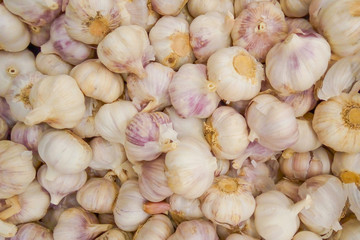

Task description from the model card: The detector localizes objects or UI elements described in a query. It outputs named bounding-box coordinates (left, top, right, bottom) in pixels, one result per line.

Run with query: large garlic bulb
left=187, top=0, right=234, bottom=18
left=168, top=219, right=219, bottom=240
left=35, top=52, right=73, bottom=76
left=169, top=194, right=203, bottom=224
left=289, top=117, right=321, bottom=152
left=10, top=223, right=53, bottom=240
left=134, top=214, right=174, bottom=240
left=280, top=0, right=312, bottom=17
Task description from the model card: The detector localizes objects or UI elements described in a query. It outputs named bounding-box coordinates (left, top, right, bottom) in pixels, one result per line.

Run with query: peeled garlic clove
left=53, top=207, right=112, bottom=240
left=24, top=74, right=85, bottom=129
left=288, top=117, right=321, bottom=152
left=169, top=64, right=220, bottom=118
left=280, top=0, right=312, bottom=17
left=207, top=47, right=265, bottom=102
left=275, top=179, right=301, bottom=202
left=331, top=152, right=360, bottom=183
left=98, top=25, right=155, bottom=78
left=35, top=52, right=73, bottom=76
left=226, top=234, right=259, bottom=240
left=151, top=0, right=188, bottom=16
left=29, top=24, right=51, bottom=47
left=292, top=231, right=322, bottom=240
left=333, top=219, right=360, bottom=240
left=286, top=18, right=314, bottom=33
left=11, top=122, right=50, bottom=152
left=0, top=98, right=16, bottom=127
left=134, top=214, right=174, bottom=240
left=168, top=219, right=219, bottom=240
left=0, top=117, right=8, bottom=140
left=234, top=0, right=281, bottom=17
left=127, top=62, right=174, bottom=112
left=232, top=2, right=287, bottom=63
left=41, top=14, right=93, bottom=65
left=96, top=228, right=132, bottom=240
left=187, top=0, right=234, bottom=18
left=169, top=194, right=203, bottom=225
left=10, top=223, right=53, bottom=240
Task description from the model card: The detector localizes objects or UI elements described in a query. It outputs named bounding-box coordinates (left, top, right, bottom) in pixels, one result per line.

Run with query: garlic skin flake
left=187, top=0, right=234, bottom=18
left=169, top=194, right=204, bottom=224
left=35, top=52, right=73, bottom=76
left=289, top=117, right=321, bottom=152
left=292, top=231, right=321, bottom=240
left=151, top=0, right=188, bottom=16
left=134, top=214, right=174, bottom=240
left=10, top=223, right=53, bottom=240
left=280, top=0, right=312, bottom=17
left=168, top=219, right=219, bottom=240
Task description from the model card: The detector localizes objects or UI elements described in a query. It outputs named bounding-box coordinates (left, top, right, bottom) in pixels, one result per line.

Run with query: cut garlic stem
left=45, top=0, right=59, bottom=10
left=0, top=219, right=17, bottom=238
left=0, top=196, right=21, bottom=220
left=161, top=141, right=177, bottom=152
left=24, top=106, right=51, bottom=127
left=143, top=202, right=170, bottom=214
left=291, top=195, right=312, bottom=214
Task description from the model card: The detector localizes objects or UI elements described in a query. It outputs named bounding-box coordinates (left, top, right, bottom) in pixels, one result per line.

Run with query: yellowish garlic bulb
left=96, top=228, right=132, bottom=240
left=187, top=0, right=234, bottom=18
left=0, top=117, right=8, bottom=140
left=234, top=0, right=280, bottom=17
left=168, top=219, right=219, bottom=240
left=292, top=231, right=322, bottom=240
left=30, top=24, right=51, bottom=47
left=10, top=223, right=53, bottom=240
left=35, top=52, right=73, bottom=76
left=169, top=194, right=204, bottom=225
left=151, top=0, right=188, bottom=16
left=280, top=0, right=312, bottom=17
left=134, top=214, right=174, bottom=240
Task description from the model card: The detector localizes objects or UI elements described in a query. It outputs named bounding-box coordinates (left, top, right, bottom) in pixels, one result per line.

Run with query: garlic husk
left=24, top=74, right=86, bottom=129
left=0, top=117, right=8, bottom=140
left=5, top=71, right=44, bottom=122
left=292, top=231, right=322, bottom=240
left=190, top=11, right=234, bottom=63
left=286, top=18, right=314, bottom=33
left=226, top=234, right=259, bottom=240
left=65, top=0, right=122, bottom=45
left=35, top=52, right=73, bottom=76
left=41, top=14, right=93, bottom=65
left=134, top=214, right=174, bottom=240
left=97, top=25, right=155, bottom=78
left=96, top=228, right=132, bottom=240
left=0, top=141, right=36, bottom=199
left=135, top=155, right=173, bottom=202
left=127, top=62, right=174, bottom=112
left=165, top=136, right=217, bottom=199
left=169, top=194, right=203, bottom=224
left=95, top=100, right=138, bottom=144
left=234, top=0, right=281, bottom=17
left=275, top=179, right=301, bottom=202
left=37, top=164, right=87, bottom=205
left=298, top=175, right=347, bottom=235
left=29, top=24, right=51, bottom=47
left=187, top=0, right=234, bottom=18
left=10, top=223, right=53, bottom=240
left=53, top=207, right=113, bottom=240
left=215, top=159, right=230, bottom=177
left=38, top=130, right=92, bottom=180
left=168, top=219, right=219, bottom=240
left=332, top=218, right=360, bottom=240
left=151, top=0, right=188, bottom=16
left=280, top=0, right=312, bottom=17
left=288, top=117, right=321, bottom=153
left=246, top=94, right=299, bottom=151
left=266, top=30, right=331, bottom=95
left=0, top=4, right=30, bottom=52
left=113, top=180, right=150, bottom=232
left=207, top=47, right=265, bottom=102
left=0, top=50, right=36, bottom=97
left=124, top=112, right=178, bottom=162
left=331, top=152, right=360, bottom=182
left=232, top=1, right=287, bottom=63
left=169, top=64, right=220, bottom=118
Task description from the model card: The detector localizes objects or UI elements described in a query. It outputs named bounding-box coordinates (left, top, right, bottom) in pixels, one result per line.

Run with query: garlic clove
left=96, top=228, right=132, bottom=240
left=187, top=0, right=234, bottom=18
left=168, top=219, right=219, bottom=240
left=280, top=0, right=312, bottom=17
left=35, top=52, right=73, bottom=76
left=142, top=201, right=170, bottom=215
left=133, top=214, right=174, bottom=240
left=9, top=223, right=53, bottom=240
left=151, top=0, right=188, bottom=16
left=29, top=24, right=51, bottom=47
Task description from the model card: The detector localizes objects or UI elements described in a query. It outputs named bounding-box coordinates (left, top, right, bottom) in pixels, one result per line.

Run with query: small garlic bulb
left=96, top=228, right=132, bottom=240
left=35, top=52, right=73, bottom=76
left=286, top=18, right=314, bottom=32
left=0, top=117, right=8, bottom=140
left=98, top=25, right=155, bottom=78
left=266, top=30, right=331, bottom=95
left=0, top=4, right=30, bottom=52
left=234, top=0, right=281, bottom=17
left=331, top=152, right=360, bottom=184
left=24, top=74, right=85, bottom=129
left=151, top=0, right=188, bottom=16
left=0, top=141, right=36, bottom=199
left=10, top=122, right=49, bottom=152
left=10, top=223, right=53, bottom=240
left=53, top=207, right=113, bottom=240
left=226, top=234, right=259, bottom=240
left=30, top=24, right=51, bottom=47
left=333, top=219, right=360, bottom=240
left=292, top=231, right=322, bottom=240
left=127, top=62, right=174, bottom=112
left=113, top=180, right=150, bottom=232
left=169, top=64, right=220, bottom=118
left=134, top=214, right=174, bottom=240
left=190, top=11, right=234, bottom=63
left=207, top=47, right=265, bottom=102
left=168, top=219, right=219, bottom=240
left=280, top=0, right=312, bottom=17
left=38, top=130, right=92, bottom=180
left=275, top=179, right=301, bottom=202
left=169, top=194, right=203, bottom=224
left=124, top=112, right=178, bottom=162
left=288, top=117, right=321, bottom=152
left=246, top=94, right=299, bottom=151
left=37, top=164, right=87, bottom=205
left=232, top=1, right=287, bottom=62
left=187, top=0, right=234, bottom=18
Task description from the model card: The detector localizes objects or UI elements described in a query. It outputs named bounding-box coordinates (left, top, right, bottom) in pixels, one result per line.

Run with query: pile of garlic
left=1, top=0, right=360, bottom=239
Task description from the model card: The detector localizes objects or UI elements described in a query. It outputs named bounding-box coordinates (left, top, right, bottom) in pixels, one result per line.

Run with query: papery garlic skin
left=98, top=25, right=155, bottom=78
left=151, top=0, right=188, bottom=16
left=333, top=219, right=360, bottom=240
left=280, top=0, right=312, bottom=17
left=292, top=231, right=321, bottom=240
left=168, top=219, right=219, bottom=240
left=275, top=179, right=301, bottom=202
left=169, top=64, right=220, bottom=118
left=289, top=118, right=321, bottom=152
left=169, top=194, right=204, bottom=224
left=286, top=18, right=314, bottom=33
left=134, top=214, right=174, bottom=240
left=234, top=0, right=280, bottom=17
left=226, top=233, right=259, bottom=240
left=232, top=2, right=287, bottom=62
left=35, top=52, right=73, bottom=76
left=30, top=24, right=51, bottom=47
left=0, top=117, right=9, bottom=140
left=207, top=47, right=264, bottom=102
left=10, top=223, right=53, bottom=240
left=0, top=4, right=30, bottom=52
left=96, top=228, right=132, bottom=240
left=187, top=0, right=234, bottom=18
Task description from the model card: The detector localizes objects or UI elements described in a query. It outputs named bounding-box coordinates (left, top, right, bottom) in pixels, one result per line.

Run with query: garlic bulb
left=151, top=0, right=188, bottom=16
left=292, top=231, right=321, bottom=240
left=0, top=117, right=8, bottom=140
left=298, top=175, right=347, bottom=235
left=0, top=141, right=35, bottom=198
left=41, top=14, right=93, bottom=65
left=331, top=152, right=360, bottom=182
left=190, top=11, right=234, bottom=63
left=97, top=25, right=155, bottom=78
left=226, top=234, right=259, bottom=240
left=30, top=24, right=51, bottom=47
left=65, top=0, right=122, bottom=44
left=0, top=4, right=30, bottom=52
left=10, top=223, right=53, bottom=240
left=207, top=47, right=264, bottom=102
left=53, top=207, right=113, bottom=240
left=70, top=59, right=124, bottom=103
left=24, top=74, right=85, bottom=129
left=96, top=228, right=132, bottom=240
left=232, top=2, right=287, bottom=62
left=127, top=62, right=174, bottom=112
left=187, top=0, right=234, bottom=18
left=0, top=50, right=36, bottom=97
left=35, top=52, right=73, bottom=76
left=95, top=100, right=138, bottom=144
left=280, top=0, right=312, bottom=17
left=124, top=112, right=178, bottom=162
left=38, top=130, right=92, bottom=180
left=255, top=190, right=312, bottom=240
left=288, top=117, right=321, bottom=152
left=286, top=18, right=314, bottom=32
left=169, top=194, right=204, bottom=224
left=275, top=179, right=301, bottom=202
left=246, top=94, right=299, bottom=151
left=0, top=98, right=16, bottom=127
left=168, top=219, right=219, bottom=240
left=333, top=219, right=360, bottom=240
left=204, top=106, right=249, bottom=160
left=37, top=165, right=87, bottom=205
left=134, top=214, right=174, bottom=240
left=234, top=0, right=281, bottom=17
left=113, top=180, right=150, bottom=231
left=135, top=155, right=173, bottom=202
left=169, top=64, right=220, bottom=118
left=11, top=122, right=50, bottom=152
left=215, top=159, right=230, bottom=177
left=266, top=30, right=331, bottom=95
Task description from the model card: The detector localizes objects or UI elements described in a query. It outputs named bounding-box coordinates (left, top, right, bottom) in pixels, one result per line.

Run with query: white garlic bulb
left=168, top=219, right=219, bottom=240
left=280, top=0, right=312, bottom=17
left=286, top=18, right=314, bottom=33
left=190, top=11, right=234, bottom=63
left=0, top=141, right=36, bottom=199
left=169, top=194, right=204, bottom=224
left=96, top=228, right=132, bottom=240
left=10, top=223, right=53, bottom=240
left=35, top=52, right=73, bottom=76
left=165, top=136, right=217, bottom=199
left=331, top=152, right=360, bottom=182
left=30, top=24, right=51, bottom=47
left=234, top=0, right=280, bottom=17
left=24, top=74, right=85, bottom=129
left=292, top=231, right=322, bottom=240
left=246, top=94, right=299, bottom=151
left=187, top=0, right=234, bottom=18
left=207, top=47, right=264, bottom=102
left=151, top=0, right=188, bottom=16
left=0, top=117, right=8, bottom=140
left=98, top=25, right=155, bottom=78
left=37, top=164, right=87, bottom=205
left=232, top=1, right=287, bottom=62
left=38, top=130, right=92, bottom=180
left=333, top=219, right=360, bottom=240
left=149, top=16, right=195, bottom=70
left=289, top=117, right=321, bottom=152
left=275, top=179, right=301, bottom=202
left=226, top=234, right=259, bottom=240
left=0, top=4, right=30, bottom=52
left=134, top=214, right=174, bottom=240
left=127, top=62, right=174, bottom=112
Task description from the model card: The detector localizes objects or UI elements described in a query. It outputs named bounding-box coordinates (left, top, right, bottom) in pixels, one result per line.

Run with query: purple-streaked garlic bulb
left=11, top=122, right=50, bottom=152
left=169, top=194, right=204, bottom=225
left=187, top=0, right=234, bottom=18
left=286, top=18, right=314, bottom=33
left=10, top=223, right=53, bottom=240
left=151, top=0, right=188, bottom=16
left=168, top=219, right=219, bottom=240
left=0, top=98, right=16, bottom=127
left=29, top=24, right=51, bottom=47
